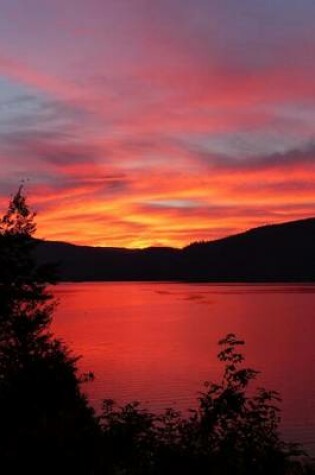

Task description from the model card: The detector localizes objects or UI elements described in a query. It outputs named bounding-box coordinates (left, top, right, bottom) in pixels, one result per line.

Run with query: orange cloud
left=0, top=1, right=314, bottom=247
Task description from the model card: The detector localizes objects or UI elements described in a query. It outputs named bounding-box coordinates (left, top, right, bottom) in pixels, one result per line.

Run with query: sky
left=0, top=0, right=314, bottom=248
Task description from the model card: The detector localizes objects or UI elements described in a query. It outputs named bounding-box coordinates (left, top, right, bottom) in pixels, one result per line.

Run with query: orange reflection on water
left=52, top=283, right=315, bottom=453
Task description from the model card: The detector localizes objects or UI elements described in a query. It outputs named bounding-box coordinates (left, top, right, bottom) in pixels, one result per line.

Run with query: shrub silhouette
left=101, top=334, right=314, bottom=475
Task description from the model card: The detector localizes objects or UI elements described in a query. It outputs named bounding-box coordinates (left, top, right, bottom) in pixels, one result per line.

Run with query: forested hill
left=34, top=217, right=315, bottom=282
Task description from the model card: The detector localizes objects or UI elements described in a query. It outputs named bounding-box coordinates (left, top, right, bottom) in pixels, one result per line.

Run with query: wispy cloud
left=0, top=0, right=314, bottom=246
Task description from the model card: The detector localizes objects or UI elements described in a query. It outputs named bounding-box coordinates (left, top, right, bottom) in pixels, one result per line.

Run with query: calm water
left=52, top=282, right=315, bottom=453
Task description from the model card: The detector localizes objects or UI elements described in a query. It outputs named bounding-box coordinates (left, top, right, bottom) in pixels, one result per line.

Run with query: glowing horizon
left=0, top=0, right=314, bottom=248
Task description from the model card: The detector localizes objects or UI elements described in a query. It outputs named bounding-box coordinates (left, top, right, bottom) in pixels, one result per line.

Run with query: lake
left=52, top=282, right=315, bottom=454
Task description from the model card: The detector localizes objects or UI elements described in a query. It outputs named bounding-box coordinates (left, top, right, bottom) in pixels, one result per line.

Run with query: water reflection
left=52, top=282, right=315, bottom=453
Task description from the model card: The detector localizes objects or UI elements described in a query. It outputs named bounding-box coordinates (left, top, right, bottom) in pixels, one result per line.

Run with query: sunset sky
left=0, top=0, right=314, bottom=248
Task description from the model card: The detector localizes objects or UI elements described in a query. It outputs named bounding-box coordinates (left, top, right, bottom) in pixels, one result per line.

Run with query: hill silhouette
left=34, top=217, right=315, bottom=282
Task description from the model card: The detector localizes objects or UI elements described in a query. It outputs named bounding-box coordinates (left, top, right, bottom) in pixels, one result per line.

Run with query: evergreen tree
left=0, top=188, right=99, bottom=474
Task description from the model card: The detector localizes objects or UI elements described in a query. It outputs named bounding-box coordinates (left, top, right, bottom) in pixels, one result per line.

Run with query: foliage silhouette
left=0, top=188, right=99, bottom=474
left=100, top=334, right=314, bottom=475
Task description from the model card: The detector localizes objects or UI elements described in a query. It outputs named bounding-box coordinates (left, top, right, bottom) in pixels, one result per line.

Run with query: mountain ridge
left=34, top=217, right=315, bottom=282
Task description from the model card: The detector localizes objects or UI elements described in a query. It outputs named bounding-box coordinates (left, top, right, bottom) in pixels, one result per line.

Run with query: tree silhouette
left=0, top=188, right=99, bottom=474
